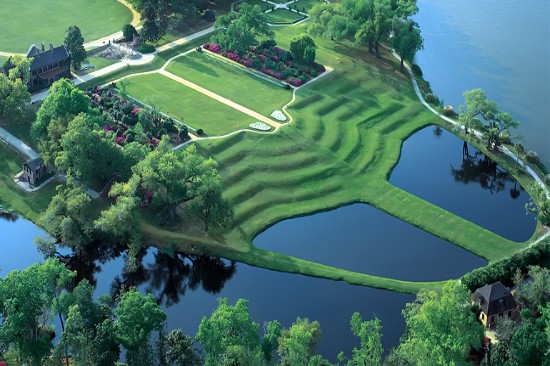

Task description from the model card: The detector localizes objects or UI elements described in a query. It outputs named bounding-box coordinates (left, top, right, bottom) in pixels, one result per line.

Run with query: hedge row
left=461, top=239, right=550, bottom=291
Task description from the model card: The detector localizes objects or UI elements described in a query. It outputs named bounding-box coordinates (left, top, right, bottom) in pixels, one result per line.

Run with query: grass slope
left=125, top=73, right=257, bottom=135
left=166, top=51, right=292, bottom=116
left=0, top=0, right=132, bottom=53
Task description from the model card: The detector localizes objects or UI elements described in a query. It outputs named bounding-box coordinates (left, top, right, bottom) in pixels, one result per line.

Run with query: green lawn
left=293, top=0, right=323, bottom=13
left=0, top=56, right=8, bottom=66
left=75, top=57, right=118, bottom=75
left=165, top=51, right=292, bottom=116
left=0, top=0, right=132, bottom=53
left=265, top=9, right=306, bottom=23
left=124, top=73, right=257, bottom=135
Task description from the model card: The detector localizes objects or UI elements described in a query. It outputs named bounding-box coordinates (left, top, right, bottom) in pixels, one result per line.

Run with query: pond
left=0, top=217, right=414, bottom=360
left=389, top=126, right=536, bottom=242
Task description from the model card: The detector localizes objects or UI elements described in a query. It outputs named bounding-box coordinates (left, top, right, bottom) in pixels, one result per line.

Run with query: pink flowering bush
left=287, top=78, right=303, bottom=87
left=209, top=44, right=221, bottom=53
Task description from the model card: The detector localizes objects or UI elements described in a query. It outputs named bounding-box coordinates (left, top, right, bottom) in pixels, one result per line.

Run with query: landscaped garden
left=293, top=0, right=323, bottom=13
left=166, top=51, right=293, bottom=116
left=124, top=73, right=258, bottom=135
left=0, top=0, right=132, bottom=53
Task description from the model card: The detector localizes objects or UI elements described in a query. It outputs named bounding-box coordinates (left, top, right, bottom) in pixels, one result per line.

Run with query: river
left=415, top=0, right=550, bottom=167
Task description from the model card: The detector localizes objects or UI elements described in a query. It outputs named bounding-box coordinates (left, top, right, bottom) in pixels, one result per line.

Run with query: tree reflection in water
left=452, top=141, right=516, bottom=195
left=111, top=249, right=236, bottom=306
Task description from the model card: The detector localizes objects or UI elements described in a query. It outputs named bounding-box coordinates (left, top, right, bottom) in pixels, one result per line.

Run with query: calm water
left=416, top=0, right=550, bottom=167
left=390, top=126, right=536, bottom=242
left=0, top=218, right=413, bottom=360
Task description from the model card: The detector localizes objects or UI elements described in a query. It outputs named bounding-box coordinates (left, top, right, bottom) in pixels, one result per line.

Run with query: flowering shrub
left=201, top=42, right=326, bottom=87
left=116, top=136, right=125, bottom=145
left=131, top=106, right=142, bottom=115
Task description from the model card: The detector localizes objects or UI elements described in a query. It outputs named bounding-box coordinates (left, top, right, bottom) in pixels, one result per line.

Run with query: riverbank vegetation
left=1, top=258, right=548, bottom=365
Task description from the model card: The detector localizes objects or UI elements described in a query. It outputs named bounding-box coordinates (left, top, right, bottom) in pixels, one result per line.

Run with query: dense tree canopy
left=0, top=56, right=31, bottom=122
left=290, top=34, right=316, bottom=63
left=397, top=281, right=484, bottom=365
left=212, top=3, right=274, bottom=56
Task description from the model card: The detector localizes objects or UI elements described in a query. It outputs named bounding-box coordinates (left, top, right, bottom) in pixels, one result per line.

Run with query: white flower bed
left=249, top=122, right=271, bottom=131
left=270, top=110, right=287, bottom=121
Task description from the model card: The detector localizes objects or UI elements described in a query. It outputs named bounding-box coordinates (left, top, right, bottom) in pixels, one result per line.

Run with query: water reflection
left=452, top=143, right=514, bottom=195
left=0, top=210, right=18, bottom=222
left=390, top=126, right=535, bottom=242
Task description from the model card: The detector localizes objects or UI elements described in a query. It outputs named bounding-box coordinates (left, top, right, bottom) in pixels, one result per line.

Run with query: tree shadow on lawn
left=173, top=54, right=221, bottom=78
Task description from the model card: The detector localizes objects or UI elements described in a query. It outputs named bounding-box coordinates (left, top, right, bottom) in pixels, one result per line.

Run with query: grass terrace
left=265, top=9, right=306, bottom=24
left=166, top=51, right=292, bottom=116
left=0, top=0, right=132, bottom=53
left=124, top=73, right=258, bottom=135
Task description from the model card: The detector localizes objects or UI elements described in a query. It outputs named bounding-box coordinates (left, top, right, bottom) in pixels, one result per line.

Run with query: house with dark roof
left=472, top=281, right=517, bottom=329
left=27, top=43, right=71, bottom=92
left=21, top=157, right=48, bottom=187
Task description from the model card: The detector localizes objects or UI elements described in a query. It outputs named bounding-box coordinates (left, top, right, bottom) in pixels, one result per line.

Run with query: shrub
left=499, top=132, right=511, bottom=144
left=209, top=44, right=221, bottom=53
left=298, top=75, right=307, bottom=83
left=411, top=64, right=423, bottom=77
left=138, top=43, right=156, bottom=54
left=310, top=70, right=318, bottom=77
left=122, top=24, right=137, bottom=40
left=425, top=93, right=438, bottom=104
left=526, top=151, right=540, bottom=164
left=260, top=39, right=277, bottom=50
left=284, top=83, right=291, bottom=90
left=443, top=105, right=455, bottom=117
left=287, top=78, right=302, bottom=87
left=197, top=128, right=204, bottom=135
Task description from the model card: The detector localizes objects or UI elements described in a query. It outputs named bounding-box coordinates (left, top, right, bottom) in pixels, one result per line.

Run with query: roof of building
left=26, top=44, right=70, bottom=71
left=23, top=157, right=45, bottom=171
left=472, top=281, right=517, bottom=316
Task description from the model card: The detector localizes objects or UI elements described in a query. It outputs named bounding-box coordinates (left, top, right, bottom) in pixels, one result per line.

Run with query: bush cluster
left=138, top=43, right=156, bottom=54
left=526, top=151, right=541, bottom=164
left=202, top=42, right=325, bottom=86
left=461, top=240, right=550, bottom=291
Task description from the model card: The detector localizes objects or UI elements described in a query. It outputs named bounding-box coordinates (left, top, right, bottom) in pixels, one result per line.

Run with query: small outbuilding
left=472, top=281, right=517, bottom=329
left=21, top=157, right=48, bottom=187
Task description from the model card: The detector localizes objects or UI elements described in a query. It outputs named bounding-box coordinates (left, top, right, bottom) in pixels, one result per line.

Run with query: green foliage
left=277, top=318, right=328, bottom=366
left=304, top=46, right=316, bottom=66
left=64, top=25, right=87, bottom=70
left=390, top=17, right=423, bottom=71
left=458, top=88, right=520, bottom=149
left=461, top=239, right=550, bottom=291
left=38, top=184, right=93, bottom=250
left=0, top=258, right=75, bottom=365
left=32, top=78, right=90, bottom=147
left=290, top=34, right=316, bottom=63
left=165, top=329, right=203, bottom=366
left=189, top=174, right=233, bottom=232
left=0, top=74, right=30, bottom=122
left=138, top=43, right=156, bottom=54
left=526, top=150, right=541, bottom=164
left=212, top=3, right=274, bottom=55
left=397, top=281, right=484, bottom=365
left=525, top=184, right=550, bottom=226
left=115, top=290, right=166, bottom=362
left=261, top=320, right=282, bottom=363
left=348, top=312, right=383, bottom=366
left=196, top=298, right=263, bottom=366
left=94, top=194, right=142, bottom=246
left=515, top=266, right=550, bottom=314
left=122, top=24, right=137, bottom=40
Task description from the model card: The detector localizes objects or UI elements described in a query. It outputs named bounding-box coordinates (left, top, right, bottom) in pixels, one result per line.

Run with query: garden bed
left=202, top=41, right=326, bottom=87
left=85, top=86, right=190, bottom=148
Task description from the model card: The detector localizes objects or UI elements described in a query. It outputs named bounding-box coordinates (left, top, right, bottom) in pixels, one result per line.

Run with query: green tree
left=122, top=24, right=138, bottom=40
left=390, top=17, right=423, bottom=71
left=290, top=34, right=317, bottom=63
left=507, top=309, right=550, bottom=366
left=278, top=318, right=328, bottom=366
left=304, top=46, right=316, bottom=66
left=526, top=184, right=550, bottom=226
left=212, top=3, right=274, bottom=56
left=397, top=281, right=484, bottom=365
left=189, top=174, right=233, bottom=232
left=115, top=290, right=166, bottom=365
left=515, top=266, right=550, bottom=314
left=165, top=329, right=203, bottom=366
left=458, top=88, right=520, bottom=149
left=6, top=54, right=32, bottom=84
left=55, top=280, right=120, bottom=366
left=32, top=78, right=89, bottom=145
left=492, top=318, right=515, bottom=365
left=347, top=312, right=383, bottom=366
left=64, top=25, right=87, bottom=70
left=0, top=259, right=75, bottom=365
left=0, top=74, right=31, bottom=122
left=196, top=298, right=263, bottom=366
left=38, top=184, right=93, bottom=250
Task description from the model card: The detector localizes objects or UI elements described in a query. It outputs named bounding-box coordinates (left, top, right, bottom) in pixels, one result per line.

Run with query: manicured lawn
left=0, top=0, right=132, bottom=53
left=0, top=56, right=8, bottom=66
left=124, top=73, right=257, bottom=135
left=165, top=51, right=292, bottom=116
left=265, top=9, right=305, bottom=23
left=293, top=0, right=323, bottom=13
left=75, top=57, right=118, bottom=75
